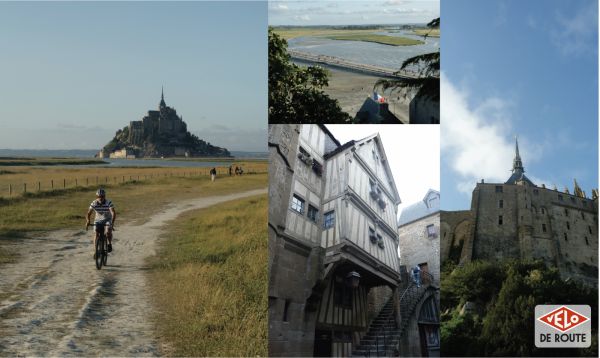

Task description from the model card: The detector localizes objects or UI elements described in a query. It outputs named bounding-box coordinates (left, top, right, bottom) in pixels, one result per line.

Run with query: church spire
left=160, top=86, right=166, bottom=109
left=512, top=136, right=524, bottom=174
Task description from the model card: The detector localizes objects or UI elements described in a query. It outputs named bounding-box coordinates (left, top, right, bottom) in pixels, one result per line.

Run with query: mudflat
left=322, top=67, right=411, bottom=123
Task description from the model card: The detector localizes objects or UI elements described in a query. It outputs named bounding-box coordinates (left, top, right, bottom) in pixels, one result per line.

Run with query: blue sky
left=0, top=1, right=266, bottom=152
left=441, top=0, right=598, bottom=210
left=269, top=0, right=439, bottom=26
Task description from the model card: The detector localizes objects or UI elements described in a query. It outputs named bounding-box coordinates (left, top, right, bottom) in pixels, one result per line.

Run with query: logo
left=535, top=305, right=591, bottom=348
left=537, top=306, right=589, bottom=332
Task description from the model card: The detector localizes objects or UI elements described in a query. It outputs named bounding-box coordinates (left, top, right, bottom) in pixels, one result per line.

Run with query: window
left=588, top=226, right=593, bottom=234
left=564, top=208, right=568, bottom=216
left=283, top=299, right=291, bottom=322
left=298, top=146, right=311, bottom=164
left=427, top=224, right=436, bottom=238
left=585, top=237, right=589, bottom=246
left=307, top=205, right=318, bottom=222
left=498, top=199, right=504, bottom=208
left=291, top=194, right=305, bottom=214
left=541, top=208, right=546, bottom=215
left=495, top=186, right=503, bottom=193
left=533, top=189, right=539, bottom=195
left=369, top=226, right=376, bottom=243
left=312, top=159, right=323, bottom=176
left=566, top=222, right=570, bottom=230
left=542, top=224, right=547, bottom=233
left=377, top=234, right=384, bottom=248
left=498, top=215, right=503, bottom=225
left=581, top=212, right=585, bottom=220
left=558, top=194, right=563, bottom=201
left=323, top=210, right=335, bottom=229
left=564, top=233, right=568, bottom=241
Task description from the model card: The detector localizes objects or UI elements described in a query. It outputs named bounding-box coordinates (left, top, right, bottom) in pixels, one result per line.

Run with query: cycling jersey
left=90, top=199, right=114, bottom=223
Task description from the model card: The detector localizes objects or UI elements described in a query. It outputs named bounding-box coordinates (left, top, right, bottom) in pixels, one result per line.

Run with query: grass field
left=0, top=171, right=267, bottom=263
left=413, top=28, right=440, bottom=38
left=148, top=195, right=267, bottom=357
left=0, top=161, right=267, bottom=199
left=272, top=27, right=423, bottom=45
left=324, top=33, right=423, bottom=46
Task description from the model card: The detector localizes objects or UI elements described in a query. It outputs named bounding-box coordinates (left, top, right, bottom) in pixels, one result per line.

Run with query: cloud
left=441, top=74, right=541, bottom=195
left=294, top=15, right=312, bottom=22
left=551, top=1, right=598, bottom=56
left=269, top=2, right=289, bottom=14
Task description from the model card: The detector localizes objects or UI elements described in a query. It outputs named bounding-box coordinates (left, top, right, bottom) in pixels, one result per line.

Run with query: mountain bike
left=87, top=222, right=110, bottom=269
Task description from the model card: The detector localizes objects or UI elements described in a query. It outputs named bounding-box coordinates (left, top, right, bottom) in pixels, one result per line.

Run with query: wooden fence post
left=9, top=184, right=11, bottom=197
left=23, top=183, right=26, bottom=193
left=51, top=180, right=54, bottom=189
left=38, top=182, right=40, bottom=191
left=63, top=179, right=66, bottom=188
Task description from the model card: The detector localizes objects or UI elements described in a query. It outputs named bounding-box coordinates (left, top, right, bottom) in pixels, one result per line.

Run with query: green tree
left=268, top=27, right=351, bottom=123
left=374, top=18, right=440, bottom=101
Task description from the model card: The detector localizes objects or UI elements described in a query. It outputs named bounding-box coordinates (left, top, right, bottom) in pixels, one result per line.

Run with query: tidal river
left=287, top=29, right=439, bottom=70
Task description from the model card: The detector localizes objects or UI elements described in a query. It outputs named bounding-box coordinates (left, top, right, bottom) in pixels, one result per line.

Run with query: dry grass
left=0, top=161, right=267, bottom=199
left=324, top=33, right=423, bottom=46
left=0, top=172, right=267, bottom=263
left=273, top=27, right=379, bottom=40
left=148, top=195, right=267, bottom=357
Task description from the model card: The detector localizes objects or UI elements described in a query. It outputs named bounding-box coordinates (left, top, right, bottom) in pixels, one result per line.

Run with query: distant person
left=235, top=166, right=240, bottom=175
left=238, top=166, right=244, bottom=175
left=228, top=165, right=233, bottom=176
left=86, top=188, right=116, bottom=257
left=210, top=167, right=217, bottom=182
left=412, top=265, right=421, bottom=288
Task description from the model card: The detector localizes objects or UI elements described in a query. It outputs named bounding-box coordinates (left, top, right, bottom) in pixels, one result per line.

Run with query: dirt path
left=0, top=188, right=267, bottom=357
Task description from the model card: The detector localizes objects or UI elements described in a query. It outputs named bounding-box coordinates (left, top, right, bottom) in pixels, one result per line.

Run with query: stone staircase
left=351, top=273, right=435, bottom=357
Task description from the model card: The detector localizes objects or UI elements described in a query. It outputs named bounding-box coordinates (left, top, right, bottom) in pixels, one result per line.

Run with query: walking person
left=228, top=165, right=232, bottom=176
left=210, top=167, right=217, bottom=182
left=412, top=265, right=421, bottom=288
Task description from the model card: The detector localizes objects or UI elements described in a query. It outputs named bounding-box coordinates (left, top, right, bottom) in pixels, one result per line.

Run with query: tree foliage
left=268, top=27, right=351, bottom=123
left=374, top=17, right=440, bottom=101
left=441, top=260, right=598, bottom=357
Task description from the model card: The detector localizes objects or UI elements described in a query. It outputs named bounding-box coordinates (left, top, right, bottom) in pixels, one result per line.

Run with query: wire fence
left=0, top=165, right=267, bottom=199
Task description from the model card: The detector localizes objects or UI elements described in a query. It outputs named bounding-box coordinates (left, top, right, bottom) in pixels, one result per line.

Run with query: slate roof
left=398, top=189, right=440, bottom=226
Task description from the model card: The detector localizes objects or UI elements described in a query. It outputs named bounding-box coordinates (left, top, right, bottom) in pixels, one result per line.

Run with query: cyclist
left=86, top=188, right=116, bottom=257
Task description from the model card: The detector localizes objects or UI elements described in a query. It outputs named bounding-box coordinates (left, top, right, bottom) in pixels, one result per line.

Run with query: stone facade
left=268, top=124, right=403, bottom=357
left=398, top=190, right=441, bottom=284
left=441, top=139, right=598, bottom=286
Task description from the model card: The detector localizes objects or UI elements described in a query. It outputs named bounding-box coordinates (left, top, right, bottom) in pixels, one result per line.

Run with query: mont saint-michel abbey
left=98, top=89, right=229, bottom=158
left=441, top=139, right=598, bottom=286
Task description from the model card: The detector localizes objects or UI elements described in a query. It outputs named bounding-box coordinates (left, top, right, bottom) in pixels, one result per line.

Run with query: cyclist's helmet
left=96, top=188, right=106, bottom=197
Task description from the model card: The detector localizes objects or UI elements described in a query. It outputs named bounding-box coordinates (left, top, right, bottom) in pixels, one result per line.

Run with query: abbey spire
left=159, top=86, right=166, bottom=109
left=505, top=136, right=535, bottom=186
left=512, top=137, right=524, bottom=174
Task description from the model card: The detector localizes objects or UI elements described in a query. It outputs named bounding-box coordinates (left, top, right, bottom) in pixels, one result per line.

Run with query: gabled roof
left=355, top=133, right=401, bottom=205
left=398, top=189, right=440, bottom=226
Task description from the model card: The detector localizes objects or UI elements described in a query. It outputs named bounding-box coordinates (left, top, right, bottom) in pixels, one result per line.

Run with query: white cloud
left=294, top=14, right=311, bottom=22
left=551, top=1, right=598, bottom=56
left=441, top=74, right=542, bottom=195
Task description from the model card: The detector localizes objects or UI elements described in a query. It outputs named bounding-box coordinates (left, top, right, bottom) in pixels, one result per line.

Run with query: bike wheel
left=102, top=237, right=108, bottom=266
left=95, top=236, right=103, bottom=270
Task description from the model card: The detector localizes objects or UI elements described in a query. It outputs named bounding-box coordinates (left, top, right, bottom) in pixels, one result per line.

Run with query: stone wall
left=440, top=210, right=472, bottom=265
left=399, top=213, right=440, bottom=283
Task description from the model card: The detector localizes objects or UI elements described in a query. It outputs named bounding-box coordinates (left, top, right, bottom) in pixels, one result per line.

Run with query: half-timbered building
left=268, top=124, right=404, bottom=357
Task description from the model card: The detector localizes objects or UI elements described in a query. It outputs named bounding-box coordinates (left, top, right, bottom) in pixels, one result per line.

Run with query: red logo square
left=537, top=306, right=589, bottom=333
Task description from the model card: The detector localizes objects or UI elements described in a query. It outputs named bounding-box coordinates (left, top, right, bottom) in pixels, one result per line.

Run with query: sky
left=326, top=124, right=440, bottom=220
left=0, top=1, right=267, bottom=152
left=269, top=0, right=439, bottom=26
left=441, top=0, right=598, bottom=210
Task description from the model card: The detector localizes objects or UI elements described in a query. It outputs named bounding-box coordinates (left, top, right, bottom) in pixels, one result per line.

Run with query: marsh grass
left=0, top=172, right=267, bottom=262
left=148, top=195, right=267, bottom=357
left=0, top=161, right=267, bottom=199
left=324, top=33, right=424, bottom=46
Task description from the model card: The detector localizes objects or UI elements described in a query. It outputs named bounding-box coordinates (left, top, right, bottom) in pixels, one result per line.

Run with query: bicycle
left=86, top=222, right=112, bottom=270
